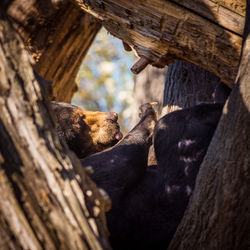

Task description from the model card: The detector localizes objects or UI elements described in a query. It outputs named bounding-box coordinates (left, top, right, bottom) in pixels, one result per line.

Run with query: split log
left=72, top=0, right=245, bottom=87
left=7, top=0, right=101, bottom=102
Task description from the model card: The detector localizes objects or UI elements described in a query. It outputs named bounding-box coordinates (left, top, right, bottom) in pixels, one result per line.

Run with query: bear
left=81, top=103, right=159, bottom=248
left=51, top=101, right=123, bottom=158
left=153, top=103, right=224, bottom=242
left=81, top=102, right=157, bottom=199
left=34, top=71, right=123, bottom=158
left=36, top=70, right=230, bottom=249
left=81, top=102, right=224, bottom=250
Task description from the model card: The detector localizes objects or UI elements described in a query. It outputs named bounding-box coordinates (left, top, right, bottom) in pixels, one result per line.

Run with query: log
left=72, top=0, right=245, bottom=87
left=7, top=0, right=101, bottom=102
left=0, top=10, right=110, bottom=249
left=170, top=0, right=245, bottom=35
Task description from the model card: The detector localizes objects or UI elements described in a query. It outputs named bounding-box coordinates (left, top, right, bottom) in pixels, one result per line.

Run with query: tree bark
left=132, top=60, right=221, bottom=124
left=132, top=60, right=220, bottom=166
left=72, top=0, right=244, bottom=87
left=162, top=60, right=221, bottom=115
left=168, top=2, right=250, bottom=249
left=0, top=10, right=110, bottom=250
left=6, top=0, right=101, bottom=102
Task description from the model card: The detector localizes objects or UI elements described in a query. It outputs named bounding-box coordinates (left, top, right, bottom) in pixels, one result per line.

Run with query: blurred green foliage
left=73, top=28, right=134, bottom=133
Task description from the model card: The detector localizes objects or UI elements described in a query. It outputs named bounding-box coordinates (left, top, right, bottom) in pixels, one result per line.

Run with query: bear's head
left=51, top=101, right=123, bottom=158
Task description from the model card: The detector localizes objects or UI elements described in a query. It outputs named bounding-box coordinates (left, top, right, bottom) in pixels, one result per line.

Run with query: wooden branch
left=131, top=57, right=151, bottom=74
left=122, top=41, right=132, bottom=51
left=170, top=0, right=245, bottom=36
left=7, top=1, right=101, bottom=102
left=72, top=0, right=245, bottom=87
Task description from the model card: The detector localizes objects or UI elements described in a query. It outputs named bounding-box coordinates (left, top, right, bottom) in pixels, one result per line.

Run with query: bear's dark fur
left=152, top=103, right=223, bottom=247
left=36, top=70, right=229, bottom=249
left=34, top=71, right=123, bottom=158
left=81, top=103, right=223, bottom=250
left=154, top=103, right=223, bottom=193
left=51, top=101, right=123, bottom=158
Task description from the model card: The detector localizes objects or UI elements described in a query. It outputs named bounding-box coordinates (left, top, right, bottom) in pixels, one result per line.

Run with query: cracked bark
left=162, top=60, right=221, bottom=115
left=168, top=1, right=250, bottom=249
left=72, top=0, right=245, bottom=87
left=0, top=10, right=110, bottom=250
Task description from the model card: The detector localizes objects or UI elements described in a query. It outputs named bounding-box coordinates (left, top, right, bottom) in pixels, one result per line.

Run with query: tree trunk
left=0, top=10, right=110, bottom=250
left=168, top=2, right=250, bottom=249
left=6, top=0, right=101, bottom=102
left=72, top=0, right=244, bottom=87
left=162, top=60, right=221, bottom=115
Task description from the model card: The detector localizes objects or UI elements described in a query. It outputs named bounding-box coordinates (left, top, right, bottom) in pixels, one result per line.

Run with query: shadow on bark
left=168, top=1, right=250, bottom=248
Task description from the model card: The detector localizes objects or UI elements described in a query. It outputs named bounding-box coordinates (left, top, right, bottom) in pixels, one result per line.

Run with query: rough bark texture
left=0, top=11, right=110, bottom=250
left=132, top=60, right=220, bottom=125
left=132, top=60, right=220, bottom=167
left=73, top=0, right=244, bottom=87
left=162, top=61, right=221, bottom=115
left=171, top=0, right=245, bottom=35
left=168, top=2, right=250, bottom=249
left=6, top=0, right=101, bottom=102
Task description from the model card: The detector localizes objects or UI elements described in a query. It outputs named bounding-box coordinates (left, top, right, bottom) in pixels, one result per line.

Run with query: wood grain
left=73, top=0, right=245, bottom=87
left=7, top=1, right=101, bottom=102
left=0, top=11, right=110, bottom=249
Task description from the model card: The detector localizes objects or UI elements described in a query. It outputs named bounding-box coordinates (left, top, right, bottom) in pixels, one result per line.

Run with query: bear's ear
left=78, top=116, right=88, bottom=129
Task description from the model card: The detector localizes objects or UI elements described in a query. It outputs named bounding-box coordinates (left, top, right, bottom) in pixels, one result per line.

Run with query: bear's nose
left=107, top=112, right=118, bottom=122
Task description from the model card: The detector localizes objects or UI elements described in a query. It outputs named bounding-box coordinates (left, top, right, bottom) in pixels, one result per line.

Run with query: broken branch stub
left=131, top=57, right=151, bottom=74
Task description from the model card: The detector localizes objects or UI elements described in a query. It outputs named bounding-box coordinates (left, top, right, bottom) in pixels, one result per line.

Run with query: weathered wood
left=72, top=0, right=244, bottom=87
left=7, top=0, right=101, bottom=102
left=171, top=0, right=245, bottom=35
left=211, top=0, right=246, bottom=15
left=168, top=1, right=250, bottom=249
left=0, top=11, right=110, bottom=250
left=131, top=57, right=151, bottom=74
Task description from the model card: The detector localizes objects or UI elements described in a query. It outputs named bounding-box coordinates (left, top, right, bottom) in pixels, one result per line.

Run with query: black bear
left=34, top=71, right=123, bottom=158
left=81, top=102, right=157, bottom=201
left=153, top=103, right=224, bottom=242
left=81, top=103, right=159, bottom=248
left=51, top=101, right=123, bottom=158
left=81, top=101, right=224, bottom=250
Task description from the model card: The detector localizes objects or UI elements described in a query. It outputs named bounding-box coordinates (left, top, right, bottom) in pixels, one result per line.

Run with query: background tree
left=132, top=60, right=221, bottom=124
left=131, top=65, right=167, bottom=125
